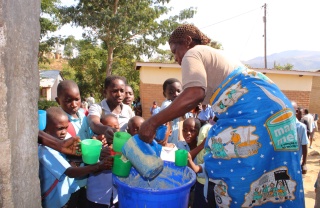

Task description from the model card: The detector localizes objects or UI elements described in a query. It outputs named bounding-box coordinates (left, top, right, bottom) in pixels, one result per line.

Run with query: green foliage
left=39, top=0, right=62, bottom=64
left=274, top=62, right=294, bottom=70
left=59, top=0, right=196, bottom=76
left=209, top=41, right=223, bottom=50
left=38, top=100, right=59, bottom=110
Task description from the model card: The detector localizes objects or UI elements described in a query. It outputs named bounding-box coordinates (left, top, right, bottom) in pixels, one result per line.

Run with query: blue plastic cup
left=155, top=125, right=167, bottom=141
left=38, top=110, right=46, bottom=131
left=122, top=135, right=163, bottom=179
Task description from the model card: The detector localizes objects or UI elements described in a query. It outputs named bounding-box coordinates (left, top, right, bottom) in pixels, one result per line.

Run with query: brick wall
left=310, top=77, right=320, bottom=115
left=282, top=90, right=310, bottom=109
left=139, top=79, right=320, bottom=125
left=140, top=82, right=164, bottom=120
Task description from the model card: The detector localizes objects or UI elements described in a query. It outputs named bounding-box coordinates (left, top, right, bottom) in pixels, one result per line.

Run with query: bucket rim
left=113, top=161, right=196, bottom=194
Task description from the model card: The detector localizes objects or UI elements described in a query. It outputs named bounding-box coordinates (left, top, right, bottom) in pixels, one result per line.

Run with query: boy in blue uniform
left=39, top=107, right=112, bottom=208
left=55, top=80, right=99, bottom=207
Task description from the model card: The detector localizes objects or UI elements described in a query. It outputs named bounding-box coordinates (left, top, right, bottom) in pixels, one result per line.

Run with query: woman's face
left=105, top=79, right=126, bottom=106
left=170, top=42, right=189, bottom=65
left=164, top=82, right=182, bottom=101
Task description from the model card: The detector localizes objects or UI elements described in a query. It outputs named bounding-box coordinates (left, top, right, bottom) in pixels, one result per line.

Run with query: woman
left=139, top=24, right=304, bottom=207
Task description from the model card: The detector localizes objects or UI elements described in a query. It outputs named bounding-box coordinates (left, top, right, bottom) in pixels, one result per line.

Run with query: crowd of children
left=38, top=75, right=315, bottom=208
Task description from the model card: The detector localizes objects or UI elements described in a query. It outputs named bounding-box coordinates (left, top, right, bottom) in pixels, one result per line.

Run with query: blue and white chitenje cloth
left=203, top=67, right=305, bottom=207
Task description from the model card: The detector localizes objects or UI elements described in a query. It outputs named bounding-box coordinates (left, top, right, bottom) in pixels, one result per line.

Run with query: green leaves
left=59, top=0, right=196, bottom=76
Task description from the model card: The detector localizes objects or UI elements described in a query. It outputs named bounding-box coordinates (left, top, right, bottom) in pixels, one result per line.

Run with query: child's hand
left=103, top=126, right=117, bottom=145
left=93, top=134, right=108, bottom=147
left=187, top=152, right=192, bottom=161
left=97, top=156, right=114, bottom=172
left=61, top=136, right=81, bottom=156
left=99, top=146, right=111, bottom=160
left=199, top=137, right=207, bottom=148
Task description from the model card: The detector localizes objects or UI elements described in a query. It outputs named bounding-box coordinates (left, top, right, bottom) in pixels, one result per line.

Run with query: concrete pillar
left=0, top=0, right=41, bottom=207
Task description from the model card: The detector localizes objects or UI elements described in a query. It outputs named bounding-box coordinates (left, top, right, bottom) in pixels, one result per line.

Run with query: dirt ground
left=304, top=132, right=320, bottom=208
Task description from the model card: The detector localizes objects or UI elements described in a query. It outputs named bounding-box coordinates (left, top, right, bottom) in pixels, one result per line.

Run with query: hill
left=243, top=50, right=320, bottom=71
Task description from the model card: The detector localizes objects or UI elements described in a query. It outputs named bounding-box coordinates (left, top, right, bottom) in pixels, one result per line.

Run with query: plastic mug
left=154, top=125, right=167, bottom=141
left=113, top=132, right=132, bottom=152
left=81, top=139, right=102, bottom=164
left=122, top=134, right=163, bottom=179
left=38, top=110, right=46, bottom=131
left=112, top=154, right=132, bottom=177
left=175, top=149, right=188, bottom=167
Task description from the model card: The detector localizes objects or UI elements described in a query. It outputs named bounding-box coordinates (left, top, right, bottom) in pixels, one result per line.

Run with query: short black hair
left=104, top=75, right=127, bottom=89
left=46, top=107, right=67, bottom=127
left=162, top=78, right=181, bottom=92
left=57, top=80, right=79, bottom=97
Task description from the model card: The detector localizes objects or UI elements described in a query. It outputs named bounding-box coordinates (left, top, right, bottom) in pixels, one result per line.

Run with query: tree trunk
left=106, top=47, right=114, bottom=76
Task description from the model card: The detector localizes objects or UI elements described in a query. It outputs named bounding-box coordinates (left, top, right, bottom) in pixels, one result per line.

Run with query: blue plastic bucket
left=113, top=161, right=196, bottom=208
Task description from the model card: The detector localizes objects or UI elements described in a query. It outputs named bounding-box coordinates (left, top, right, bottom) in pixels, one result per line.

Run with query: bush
left=38, top=100, right=59, bottom=110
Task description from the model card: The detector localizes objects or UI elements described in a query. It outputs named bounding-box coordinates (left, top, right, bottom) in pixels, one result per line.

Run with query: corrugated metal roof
left=39, top=70, right=61, bottom=87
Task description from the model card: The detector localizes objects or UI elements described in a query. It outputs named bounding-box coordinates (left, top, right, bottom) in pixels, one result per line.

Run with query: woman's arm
left=139, top=87, right=205, bottom=143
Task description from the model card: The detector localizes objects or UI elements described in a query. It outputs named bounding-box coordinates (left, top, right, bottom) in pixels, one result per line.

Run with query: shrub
left=38, top=100, right=59, bottom=110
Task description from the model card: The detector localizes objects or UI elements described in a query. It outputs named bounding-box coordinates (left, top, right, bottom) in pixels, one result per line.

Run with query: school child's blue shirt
left=38, top=145, right=79, bottom=208
left=65, top=109, right=93, bottom=187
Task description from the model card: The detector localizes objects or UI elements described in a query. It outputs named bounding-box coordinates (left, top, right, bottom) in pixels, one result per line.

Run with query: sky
left=54, top=0, right=320, bottom=61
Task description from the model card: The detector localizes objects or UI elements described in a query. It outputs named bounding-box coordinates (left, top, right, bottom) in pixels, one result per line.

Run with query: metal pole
left=263, top=3, right=267, bottom=69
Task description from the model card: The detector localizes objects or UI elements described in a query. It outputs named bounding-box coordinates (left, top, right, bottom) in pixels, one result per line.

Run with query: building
left=39, top=70, right=63, bottom=101
left=136, top=62, right=320, bottom=121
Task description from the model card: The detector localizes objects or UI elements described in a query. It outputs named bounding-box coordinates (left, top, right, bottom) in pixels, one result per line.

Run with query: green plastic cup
left=81, top=139, right=102, bottom=165
left=175, top=149, right=188, bottom=167
left=113, top=132, right=132, bottom=152
left=112, top=154, right=132, bottom=177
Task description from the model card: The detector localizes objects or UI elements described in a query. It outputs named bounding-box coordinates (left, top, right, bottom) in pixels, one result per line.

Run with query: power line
left=200, top=7, right=261, bottom=29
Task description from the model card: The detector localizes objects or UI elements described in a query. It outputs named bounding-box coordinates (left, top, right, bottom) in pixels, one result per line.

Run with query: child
left=177, top=117, right=201, bottom=151
left=160, top=78, right=183, bottom=145
left=56, top=80, right=92, bottom=140
left=101, top=114, right=120, bottom=132
left=55, top=80, right=94, bottom=206
left=127, top=116, right=145, bottom=136
left=155, top=121, right=178, bottom=162
left=188, top=123, right=217, bottom=208
left=39, top=107, right=112, bottom=208
left=86, top=114, right=121, bottom=208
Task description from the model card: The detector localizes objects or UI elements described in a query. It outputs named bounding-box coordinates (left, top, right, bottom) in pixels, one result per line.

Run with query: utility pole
left=263, top=3, right=267, bottom=69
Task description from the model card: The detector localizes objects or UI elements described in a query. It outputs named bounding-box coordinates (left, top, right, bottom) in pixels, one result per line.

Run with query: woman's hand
left=138, top=119, right=157, bottom=144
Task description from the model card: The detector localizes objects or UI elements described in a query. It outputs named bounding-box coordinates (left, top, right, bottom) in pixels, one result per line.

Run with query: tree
left=39, top=0, right=61, bottom=64
left=60, top=0, right=196, bottom=76
left=209, top=41, right=223, bottom=50
left=274, top=62, right=294, bottom=70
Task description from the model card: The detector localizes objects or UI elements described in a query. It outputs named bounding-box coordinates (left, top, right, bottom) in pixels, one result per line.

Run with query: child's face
left=101, top=117, right=120, bottom=131
left=45, top=115, right=69, bottom=140
left=104, top=79, right=126, bottom=106
left=164, top=82, right=182, bottom=101
left=182, top=121, right=198, bottom=144
left=128, top=118, right=144, bottom=136
left=56, top=87, right=81, bottom=115
left=157, top=122, right=172, bottom=146
left=123, top=86, right=134, bottom=105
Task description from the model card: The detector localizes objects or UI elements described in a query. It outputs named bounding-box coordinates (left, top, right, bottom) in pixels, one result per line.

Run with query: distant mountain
left=243, top=50, right=320, bottom=71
